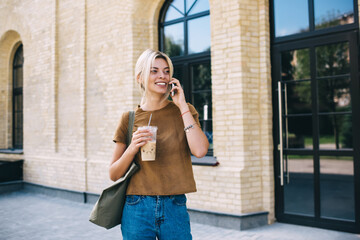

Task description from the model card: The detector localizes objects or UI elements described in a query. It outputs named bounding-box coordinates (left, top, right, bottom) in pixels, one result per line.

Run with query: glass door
left=273, top=31, right=360, bottom=233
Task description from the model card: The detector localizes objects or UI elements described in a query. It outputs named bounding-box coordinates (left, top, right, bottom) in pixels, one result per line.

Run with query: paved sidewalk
left=0, top=191, right=359, bottom=240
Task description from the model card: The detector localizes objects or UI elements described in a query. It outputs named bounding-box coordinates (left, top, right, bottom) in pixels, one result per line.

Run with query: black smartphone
left=171, top=83, right=175, bottom=96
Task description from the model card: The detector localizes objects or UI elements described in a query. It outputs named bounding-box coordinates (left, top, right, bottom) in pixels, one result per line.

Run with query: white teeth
left=156, top=82, right=166, bottom=86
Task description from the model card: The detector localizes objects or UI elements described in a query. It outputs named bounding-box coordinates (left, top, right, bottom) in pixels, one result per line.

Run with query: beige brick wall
left=188, top=0, right=274, bottom=220
left=0, top=0, right=275, bottom=222
left=258, top=0, right=274, bottom=222
left=57, top=0, right=85, bottom=158
left=85, top=0, right=136, bottom=191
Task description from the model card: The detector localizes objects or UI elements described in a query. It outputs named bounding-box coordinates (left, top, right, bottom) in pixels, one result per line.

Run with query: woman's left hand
left=170, top=78, right=187, bottom=110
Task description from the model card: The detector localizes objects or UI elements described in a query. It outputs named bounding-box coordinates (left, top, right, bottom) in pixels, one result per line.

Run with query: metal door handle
left=284, top=84, right=289, bottom=184
left=278, top=81, right=284, bottom=186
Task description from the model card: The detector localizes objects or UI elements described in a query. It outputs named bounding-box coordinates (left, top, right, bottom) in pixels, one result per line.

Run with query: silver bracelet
left=184, top=123, right=195, bottom=133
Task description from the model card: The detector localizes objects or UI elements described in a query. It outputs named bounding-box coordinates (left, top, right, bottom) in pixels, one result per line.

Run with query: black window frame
left=159, top=0, right=210, bottom=58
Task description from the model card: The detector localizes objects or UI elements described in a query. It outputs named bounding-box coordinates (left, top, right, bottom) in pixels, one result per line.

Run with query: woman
left=109, top=49, right=209, bottom=240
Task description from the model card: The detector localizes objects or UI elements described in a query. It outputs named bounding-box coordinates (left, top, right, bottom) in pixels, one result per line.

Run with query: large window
left=273, top=0, right=357, bottom=40
left=12, top=44, right=23, bottom=149
left=160, top=0, right=213, bottom=156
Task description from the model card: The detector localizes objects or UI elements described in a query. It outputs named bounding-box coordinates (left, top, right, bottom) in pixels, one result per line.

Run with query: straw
left=147, top=113, right=153, bottom=126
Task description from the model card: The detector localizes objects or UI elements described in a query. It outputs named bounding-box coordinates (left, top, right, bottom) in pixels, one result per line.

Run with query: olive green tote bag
left=89, top=111, right=139, bottom=229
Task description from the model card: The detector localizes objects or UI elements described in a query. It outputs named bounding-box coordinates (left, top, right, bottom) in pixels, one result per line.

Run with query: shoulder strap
left=126, top=111, right=135, bottom=146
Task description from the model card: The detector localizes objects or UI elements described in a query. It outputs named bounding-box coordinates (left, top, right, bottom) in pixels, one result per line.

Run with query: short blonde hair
left=135, top=49, right=173, bottom=104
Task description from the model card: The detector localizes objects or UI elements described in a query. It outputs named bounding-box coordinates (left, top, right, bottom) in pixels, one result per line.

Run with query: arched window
left=12, top=44, right=23, bottom=149
left=160, top=0, right=213, bottom=155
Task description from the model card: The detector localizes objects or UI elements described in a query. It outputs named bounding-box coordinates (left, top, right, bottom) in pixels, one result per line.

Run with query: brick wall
left=184, top=0, right=274, bottom=221
left=85, top=0, right=136, bottom=191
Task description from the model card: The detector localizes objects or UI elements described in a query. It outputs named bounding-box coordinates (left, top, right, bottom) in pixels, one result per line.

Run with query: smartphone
left=171, top=83, right=175, bottom=96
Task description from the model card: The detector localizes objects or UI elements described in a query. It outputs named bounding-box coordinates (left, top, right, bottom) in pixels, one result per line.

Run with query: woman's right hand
left=128, top=129, right=152, bottom=154
left=109, top=129, right=152, bottom=181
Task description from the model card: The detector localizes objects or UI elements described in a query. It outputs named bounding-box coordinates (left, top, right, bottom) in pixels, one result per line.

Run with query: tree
left=164, top=36, right=182, bottom=57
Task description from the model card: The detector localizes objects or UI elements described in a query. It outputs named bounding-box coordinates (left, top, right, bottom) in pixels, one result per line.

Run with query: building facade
left=0, top=0, right=359, bottom=233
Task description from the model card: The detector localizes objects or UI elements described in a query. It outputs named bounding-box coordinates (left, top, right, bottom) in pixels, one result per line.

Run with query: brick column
left=188, top=0, right=274, bottom=221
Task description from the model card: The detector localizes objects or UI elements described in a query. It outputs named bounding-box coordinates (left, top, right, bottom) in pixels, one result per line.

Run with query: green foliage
left=164, top=36, right=182, bottom=57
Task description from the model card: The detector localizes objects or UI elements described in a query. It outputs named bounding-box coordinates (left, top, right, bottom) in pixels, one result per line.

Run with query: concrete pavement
left=0, top=191, right=359, bottom=240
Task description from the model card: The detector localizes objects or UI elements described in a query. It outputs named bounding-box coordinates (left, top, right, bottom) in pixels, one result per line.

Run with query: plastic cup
left=138, top=126, right=158, bottom=161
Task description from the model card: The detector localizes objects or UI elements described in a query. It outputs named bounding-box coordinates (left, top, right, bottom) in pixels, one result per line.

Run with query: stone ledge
left=188, top=208, right=268, bottom=230
left=0, top=149, right=23, bottom=154
left=23, top=182, right=86, bottom=203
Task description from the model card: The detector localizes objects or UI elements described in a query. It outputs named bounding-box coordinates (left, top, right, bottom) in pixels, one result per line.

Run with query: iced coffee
left=138, top=126, right=157, bottom=161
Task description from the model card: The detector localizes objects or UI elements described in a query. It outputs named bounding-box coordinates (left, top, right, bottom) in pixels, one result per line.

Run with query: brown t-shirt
left=113, top=101, right=199, bottom=195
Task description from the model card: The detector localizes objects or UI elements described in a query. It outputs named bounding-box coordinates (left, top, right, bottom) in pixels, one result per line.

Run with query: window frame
left=159, top=0, right=210, bottom=57
left=12, top=44, right=24, bottom=150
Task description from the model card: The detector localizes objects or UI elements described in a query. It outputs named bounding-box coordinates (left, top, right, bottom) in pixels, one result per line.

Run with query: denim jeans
left=121, top=195, right=192, bottom=240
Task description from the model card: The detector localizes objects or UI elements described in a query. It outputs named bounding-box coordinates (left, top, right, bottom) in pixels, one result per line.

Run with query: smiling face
left=146, top=57, right=170, bottom=96
left=135, top=49, right=173, bottom=104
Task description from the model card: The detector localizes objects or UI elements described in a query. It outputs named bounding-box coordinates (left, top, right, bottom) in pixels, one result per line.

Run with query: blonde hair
left=135, top=49, right=173, bottom=104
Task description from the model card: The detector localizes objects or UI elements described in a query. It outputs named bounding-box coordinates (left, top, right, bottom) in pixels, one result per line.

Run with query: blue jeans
left=121, top=195, right=192, bottom=240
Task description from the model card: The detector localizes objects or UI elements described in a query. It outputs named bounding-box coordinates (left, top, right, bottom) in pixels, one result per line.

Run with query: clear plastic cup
left=138, top=126, right=158, bottom=161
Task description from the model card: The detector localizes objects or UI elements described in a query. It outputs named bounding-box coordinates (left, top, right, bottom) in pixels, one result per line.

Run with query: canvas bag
left=89, top=111, right=139, bottom=229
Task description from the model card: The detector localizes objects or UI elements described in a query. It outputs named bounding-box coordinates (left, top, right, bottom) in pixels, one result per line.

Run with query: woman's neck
left=141, top=96, right=169, bottom=111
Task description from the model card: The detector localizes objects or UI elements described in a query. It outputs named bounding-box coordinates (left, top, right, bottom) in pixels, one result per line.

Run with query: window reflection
left=285, top=116, right=313, bottom=149
left=320, top=156, right=355, bottom=221
left=318, top=77, right=351, bottom=113
left=284, top=81, right=312, bottom=114
left=284, top=155, right=314, bottom=216
left=191, top=62, right=212, bottom=148
left=191, top=62, right=212, bottom=147
left=193, top=92, right=212, bottom=148
left=13, top=67, right=23, bottom=88
left=316, top=42, right=350, bottom=77
left=274, top=0, right=356, bottom=38
left=319, top=114, right=352, bottom=149
left=274, top=0, right=309, bottom=37
left=281, top=48, right=310, bottom=81
left=193, top=92, right=211, bottom=119
left=188, top=15, right=211, bottom=54
left=173, top=65, right=184, bottom=82
left=315, top=0, right=354, bottom=30
left=162, top=0, right=210, bottom=56
left=164, top=23, right=184, bottom=57
left=192, top=62, right=211, bottom=90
